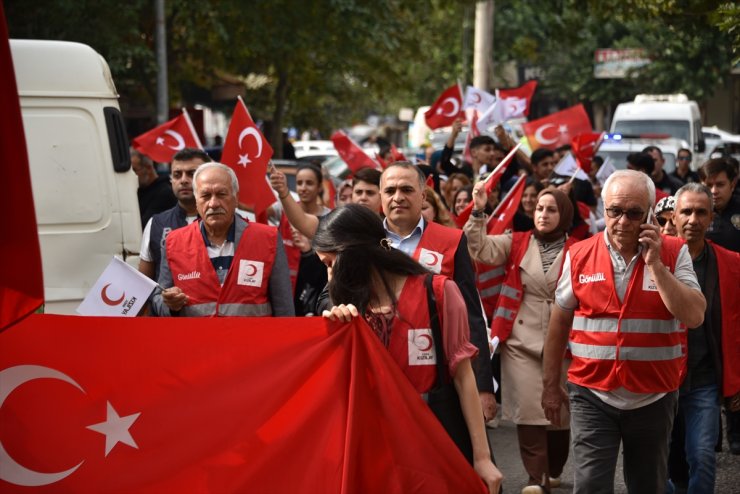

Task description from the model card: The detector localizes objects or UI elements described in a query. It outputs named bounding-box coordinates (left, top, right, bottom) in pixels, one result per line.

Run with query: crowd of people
left=132, top=121, right=740, bottom=493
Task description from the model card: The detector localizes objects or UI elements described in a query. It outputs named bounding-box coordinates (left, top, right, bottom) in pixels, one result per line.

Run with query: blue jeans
left=668, top=383, right=720, bottom=494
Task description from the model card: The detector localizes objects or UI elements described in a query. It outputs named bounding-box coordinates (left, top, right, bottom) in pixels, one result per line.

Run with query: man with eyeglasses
left=670, top=148, right=700, bottom=184
left=665, top=183, right=740, bottom=492
left=542, top=170, right=706, bottom=492
left=139, top=148, right=212, bottom=281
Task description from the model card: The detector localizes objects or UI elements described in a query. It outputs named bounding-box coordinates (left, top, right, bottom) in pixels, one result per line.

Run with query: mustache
left=205, top=207, right=227, bottom=216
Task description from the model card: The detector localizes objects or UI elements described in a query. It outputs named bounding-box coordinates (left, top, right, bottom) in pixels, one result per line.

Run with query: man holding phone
left=541, top=170, right=706, bottom=493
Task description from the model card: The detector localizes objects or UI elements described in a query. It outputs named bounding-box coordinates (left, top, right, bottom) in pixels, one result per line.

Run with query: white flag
left=476, top=96, right=528, bottom=133
left=498, top=96, right=527, bottom=119
left=595, top=156, right=616, bottom=186
left=553, top=153, right=589, bottom=181
left=77, top=257, right=157, bottom=316
left=463, top=86, right=496, bottom=113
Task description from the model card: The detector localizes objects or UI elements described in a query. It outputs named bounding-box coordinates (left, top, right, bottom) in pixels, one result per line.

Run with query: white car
left=702, top=126, right=740, bottom=154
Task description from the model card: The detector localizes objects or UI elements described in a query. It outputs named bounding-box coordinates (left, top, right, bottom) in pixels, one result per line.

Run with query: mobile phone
left=646, top=208, right=654, bottom=225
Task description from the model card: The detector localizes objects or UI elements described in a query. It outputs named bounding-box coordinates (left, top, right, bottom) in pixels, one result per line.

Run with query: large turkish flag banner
left=0, top=315, right=485, bottom=493
left=522, top=104, right=592, bottom=151
left=0, top=6, right=43, bottom=330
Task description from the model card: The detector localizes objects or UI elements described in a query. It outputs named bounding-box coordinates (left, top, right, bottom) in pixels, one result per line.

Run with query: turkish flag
left=0, top=8, right=44, bottom=330
left=0, top=314, right=485, bottom=493
left=571, top=131, right=604, bottom=174
left=522, top=104, right=592, bottom=151
left=454, top=143, right=521, bottom=228
left=330, top=130, right=380, bottom=173
left=221, top=99, right=275, bottom=215
left=487, top=174, right=526, bottom=234
left=424, top=85, right=464, bottom=129
left=497, top=80, right=537, bottom=117
left=132, top=112, right=203, bottom=163
left=390, top=144, right=407, bottom=162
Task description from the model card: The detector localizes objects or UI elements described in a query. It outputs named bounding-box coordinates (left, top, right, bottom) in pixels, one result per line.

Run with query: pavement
left=486, top=413, right=740, bottom=494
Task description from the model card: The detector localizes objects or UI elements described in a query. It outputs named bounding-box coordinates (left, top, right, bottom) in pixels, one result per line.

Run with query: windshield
left=613, top=120, right=690, bottom=143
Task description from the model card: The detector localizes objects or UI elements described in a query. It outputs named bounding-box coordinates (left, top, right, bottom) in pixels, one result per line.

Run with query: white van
left=11, top=39, right=140, bottom=314
left=610, top=94, right=706, bottom=169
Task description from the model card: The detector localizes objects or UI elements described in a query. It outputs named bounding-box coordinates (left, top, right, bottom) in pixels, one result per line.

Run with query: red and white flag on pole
left=0, top=314, right=486, bottom=493
left=463, top=85, right=496, bottom=114
left=454, top=143, right=522, bottom=228
left=487, top=174, right=527, bottom=234
left=221, top=98, right=275, bottom=216
left=1, top=7, right=43, bottom=329
left=571, top=131, right=604, bottom=173
left=424, top=85, right=464, bottom=129
left=76, top=257, right=157, bottom=316
left=131, top=110, right=203, bottom=163
left=463, top=113, right=481, bottom=163
left=522, top=104, right=592, bottom=151
left=331, top=130, right=380, bottom=173
left=497, top=80, right=537, bottom=117
left=553, top=152, right=589, bottom=182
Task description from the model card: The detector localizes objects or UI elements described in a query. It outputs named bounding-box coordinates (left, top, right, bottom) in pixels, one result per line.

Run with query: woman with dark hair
left=513, top=178, right=545, bottom=232
left=315, top=204, right=503, bottom=494
left=452, top=185, right=474, bottom=217
left=422, top=186, right=456, bottom=228
left=465, top=186, right=575, bottom=494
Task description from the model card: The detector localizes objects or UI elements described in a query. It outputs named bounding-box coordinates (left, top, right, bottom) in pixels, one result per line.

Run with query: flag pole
left=487, top=174, right=526, bottom=226
left=181, top=108, right=204, bottom=150
left=482, top=142, right=522, bottom=185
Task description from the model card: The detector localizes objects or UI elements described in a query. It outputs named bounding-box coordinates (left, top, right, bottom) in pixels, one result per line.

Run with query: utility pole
left=461, top=4, right=473, bottom=86
left=155, top=0, right=168, bottom=124
left=473, top=0, right=494, bottom=91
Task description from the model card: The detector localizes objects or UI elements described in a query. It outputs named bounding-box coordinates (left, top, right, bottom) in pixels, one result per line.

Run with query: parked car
left=702, top=126, right=740, bottom=154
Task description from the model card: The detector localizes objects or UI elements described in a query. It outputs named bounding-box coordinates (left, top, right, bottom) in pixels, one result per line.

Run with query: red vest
left=278, top=211, right=301, bottom=293
left=413, top=221, right=461, bottom=276
left=166, top=219, right=277, bottom=317
left=389, top=274, right=449, bottom=393
left=490, top=231, right=576, bottom=342
left=475, top=261, right=505, bottom=320
left=710, top=241, right=740, bottom=397
left=567, top=234, right=685, bottom=393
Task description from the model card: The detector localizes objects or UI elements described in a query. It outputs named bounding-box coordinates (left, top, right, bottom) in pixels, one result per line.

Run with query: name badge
left=642, top=267, right=658, bottom=292
left=408, top=328, right=436, bottom=366
left=237, top=260, right=264, bottom=287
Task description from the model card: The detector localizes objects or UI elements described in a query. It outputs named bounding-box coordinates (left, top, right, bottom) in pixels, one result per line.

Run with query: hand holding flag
left=77, top=257, right=157, bottom=316
left=487, top=174, right=527, bottom=234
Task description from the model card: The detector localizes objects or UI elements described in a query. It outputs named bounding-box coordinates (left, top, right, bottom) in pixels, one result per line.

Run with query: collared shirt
left=200, top=220, right=236, bottom=285
left=555, top=229, right=700, bottom=410
left=383, top=216, right=426, bottom=257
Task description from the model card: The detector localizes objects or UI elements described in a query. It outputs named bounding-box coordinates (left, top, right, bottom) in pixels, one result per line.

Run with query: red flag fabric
left=463, top=113, right=480, bottom=164
left=0, top=8, right=44, bottom=330
left=487, top=175, right=526, bottom=234
left=454, top=144, right=521, bottom=228
left=390, top=144, right=407, bottom=162
left=424, top=85, right=464, bottom=130
left=497, top=80, right=537, bottom=117
left=221, top=99, right=275, bottom=215
left=0, top=314, right=485, bottom=493
left=331, top=130, right=380, bottom=173
left=132, top=112, right=202, bottom=163
left=571, top=131, right=604, bottom=174
left=375, top=152, right=389, bottom=169
left=522, top=104, right=592, bottom=151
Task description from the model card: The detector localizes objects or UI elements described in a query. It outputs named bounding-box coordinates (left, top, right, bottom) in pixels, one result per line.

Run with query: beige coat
left=464, top=216, right=569, bottom=427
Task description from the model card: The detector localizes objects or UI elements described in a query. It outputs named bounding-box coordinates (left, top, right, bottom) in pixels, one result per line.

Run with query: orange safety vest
left=166, top=219, right=277, bottom=317
left=567, top=234, right=685, bottom=393
left=413, top=221, right=461, bottom=276
left=490, top=231, right=576, bottom=342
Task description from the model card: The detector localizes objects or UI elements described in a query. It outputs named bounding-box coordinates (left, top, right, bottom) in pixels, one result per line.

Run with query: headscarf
left=533, top=188, right=573, bottom=243
left=654, top=195, right=675, bottom=216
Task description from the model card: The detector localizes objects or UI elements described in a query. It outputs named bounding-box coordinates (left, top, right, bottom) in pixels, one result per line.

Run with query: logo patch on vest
left=578, top=272, right=606, bottom=284
left=642, top=267, right=658, bottom=292
left=237, top=260, right=264, bottom=287
left=408, top=328, right=436, bottom=366
left=419, top=248, right=443, bottom=274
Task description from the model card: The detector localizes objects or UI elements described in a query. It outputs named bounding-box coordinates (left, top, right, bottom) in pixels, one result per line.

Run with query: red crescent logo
left=245, top=263, right=258, bottom=277
left=425, top=252, right=439, bottom=266
left=472, top=93, right=481, bottom=104
left=417, top=333, right=434, bottom=352
left=100, top=283, right=125, bottom=306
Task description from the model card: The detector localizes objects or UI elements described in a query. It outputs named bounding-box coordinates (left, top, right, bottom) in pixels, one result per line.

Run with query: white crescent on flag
left=534, top=124, right=559, bottom=145
left=238, top=128, right=263, bottom=158
left=163, top=130, right=186, bottom=151
left=437, top=97, right=460, bottom=117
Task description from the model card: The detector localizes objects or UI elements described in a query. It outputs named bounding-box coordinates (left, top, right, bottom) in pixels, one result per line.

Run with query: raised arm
left=269, top=167, right=319, bottom=238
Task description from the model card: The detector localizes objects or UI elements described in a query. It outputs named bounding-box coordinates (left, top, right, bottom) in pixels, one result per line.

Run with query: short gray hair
left=192, top=162, right=239, bottom=198
left=601, top=169, right=655, bottom=210
left=675, top=182, right=713, bottom=212
left=381, top=161, right=426, bottom=189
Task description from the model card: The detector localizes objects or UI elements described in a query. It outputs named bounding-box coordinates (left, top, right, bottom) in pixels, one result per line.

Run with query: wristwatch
left=471, top=209, right=486, bottom=218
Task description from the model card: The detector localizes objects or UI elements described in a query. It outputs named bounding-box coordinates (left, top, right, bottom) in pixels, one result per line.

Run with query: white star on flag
left=238, top=154, right=251, bottom=167
left=558, top=124, right=569, bottom=134
left=155, top=137, right=165, bottom=145
left=87, top=401, right=141, bottom=456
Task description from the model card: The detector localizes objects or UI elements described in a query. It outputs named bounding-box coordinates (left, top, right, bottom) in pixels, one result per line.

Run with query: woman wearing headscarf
left=315, top=204, right=503, bottom=494
left=464, top=185, right=576, bottom=494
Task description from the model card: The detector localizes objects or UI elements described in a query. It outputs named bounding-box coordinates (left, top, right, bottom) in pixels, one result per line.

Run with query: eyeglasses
left=657, top=216, right=674, bottom=227
left=677, top=156, right=691, bottom=161
left=605, top=207, right=646, bottom=221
